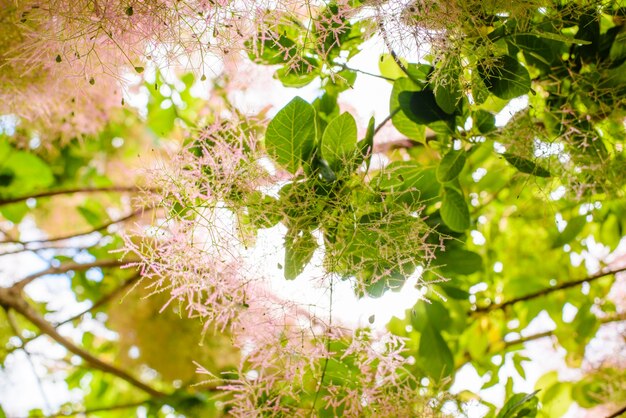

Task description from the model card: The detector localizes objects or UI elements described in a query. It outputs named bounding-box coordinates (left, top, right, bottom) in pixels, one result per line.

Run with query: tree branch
left=606, top=404, right=626, bottom=418
left=12, top=259, right=134, bottom=291
left=23, top=400, right=149, bottom=418
left=374, top=107, right=401, bottom=135
left=0, top=285, right=167, bottom=398
left=503, top=312, right=626, bottom=349
left=1, top=208, right=145, bottom=246
left=0, top=186, right=146, bottom=207
left=474, top=266, right=626, bottom=314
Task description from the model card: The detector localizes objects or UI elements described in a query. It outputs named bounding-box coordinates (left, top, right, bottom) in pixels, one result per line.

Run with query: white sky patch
left=551, top=186, right=567, bottom=201
left=471, top=230, right=486, bottom=246
left=472, top=167, right=487, bottom=182
left=534, top=138, right=564, bottom=158
left=495, top=96, right=528, bottom=127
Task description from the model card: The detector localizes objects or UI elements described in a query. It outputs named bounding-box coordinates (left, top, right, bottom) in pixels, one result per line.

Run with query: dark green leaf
left=478, top=55, right=531, bottom=100
left=405, top=90, right=451, bottom=125
left=502, top=153, right=551, bottom=177
left=473, top=110, right=496, bottom=134
left=434, top=80, right=461, bottom=115
left=389, top=78, right=425, bottom=140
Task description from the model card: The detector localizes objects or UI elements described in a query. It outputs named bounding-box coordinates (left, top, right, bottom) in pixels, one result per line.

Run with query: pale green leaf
left=437, top=149, right=466, bottom=183
left=321, top=112, right=357, bottom=171
left=440, top=187, right=470, bottom=232
left=265, top=97, right=316, bottom=173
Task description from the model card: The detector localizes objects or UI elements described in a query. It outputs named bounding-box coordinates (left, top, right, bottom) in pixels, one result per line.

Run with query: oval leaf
left=441, top=187, right=470, bottom=232
left=321, top=112, right=357, bottom=171
left=437, top=149, right=466, bottom=183
left=478, top=55, right=531, bottom=100
left=265, top=97, right=316, bottom=173
left=503, top=153, right=551, bottom=177
left=389, top=78, right=425, bottom=141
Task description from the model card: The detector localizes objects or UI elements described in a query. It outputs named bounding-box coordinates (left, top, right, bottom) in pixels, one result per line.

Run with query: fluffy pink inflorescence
left=121, top=114, right=436, bottom=416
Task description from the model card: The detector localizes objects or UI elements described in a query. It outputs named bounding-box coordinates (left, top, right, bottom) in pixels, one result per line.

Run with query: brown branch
left=0, top=186, right=146, bottom=207
left=474, top=266, right=626, bottom=314
left=0, top=285, right=166, bottom=398
left=503, top=312, right=626, bottom=349
left=13, top=259, right=134, bottom=291
left=1, top=208, right=145, bottom=246
left=2, top=273, right=142, bottom=354
left=606, top=404, right=626, bottom=418
left=374, top=107, right=401, bottom=135
left=23, top=400, right=149, bottom=418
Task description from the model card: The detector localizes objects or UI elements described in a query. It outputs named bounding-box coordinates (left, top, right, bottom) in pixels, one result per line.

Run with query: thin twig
left=503, top=312, right=626, bottom=349
left=0, top=186, right=146, bottom=207
left=21, top=400, right=150, bottom=418
left=474, top=266, right=626, bottom=314
left=1, top=208, right=145, bottom=246
left=338, top=63, right=395, bottom=81
left=13, top=259, right=134, bottom=290
left=605, top=404, right=626, bottom=418
left=375, top=107, right=401, bottom=134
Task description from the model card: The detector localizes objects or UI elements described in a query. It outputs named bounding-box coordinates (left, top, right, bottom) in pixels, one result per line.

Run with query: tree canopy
left=0, top=0, right=625, bottom=417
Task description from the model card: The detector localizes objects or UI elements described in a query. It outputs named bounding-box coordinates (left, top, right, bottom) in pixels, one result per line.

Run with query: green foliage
left=2, top=1, right=626, bottom=417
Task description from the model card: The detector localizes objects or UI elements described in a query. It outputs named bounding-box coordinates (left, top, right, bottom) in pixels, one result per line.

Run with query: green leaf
left=284, top=229, right=317, bottom=280
left=77, top=199, right=110, bottom=228
left=437, top=149, right=466, bottom=183
left=376, top=163, right=440, bottom=207
left=358, top=116, right=375, bottom=159
left=552, top=215, right=587, bottom=248
left=246, top=35, right=296, bottom=65
left=610, top=32, right=626, bottom=62
left=389, top=78, right=425, bottom=141
left=434, top=80, right=461, bottom=115
left=435, top=248, right=483, bottom=275
left=275, top=57, right=318, bottom=88
left=321, top=112, right=357, bottom=171
left=534, top=30, right=591, bottom=45
left=378, top=54, right=408, bottom=80
left=473, top=110, right=496, bottom=134
left=405, top=90, right=451, bottom=125
left=478, top=55, right=531, bottom=100
left=265, top=97, right=316, bottom=173
left=418, top=323, right=454, bottom=379
left=502, top=153, right=551, bottom=177
left=440, top=187, right=470, bottom=232
left=496, top=391, right=539, bottom=418
left=0, top=149, right=54, bottom=197
left=513, top=353, right=529, bottom=379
